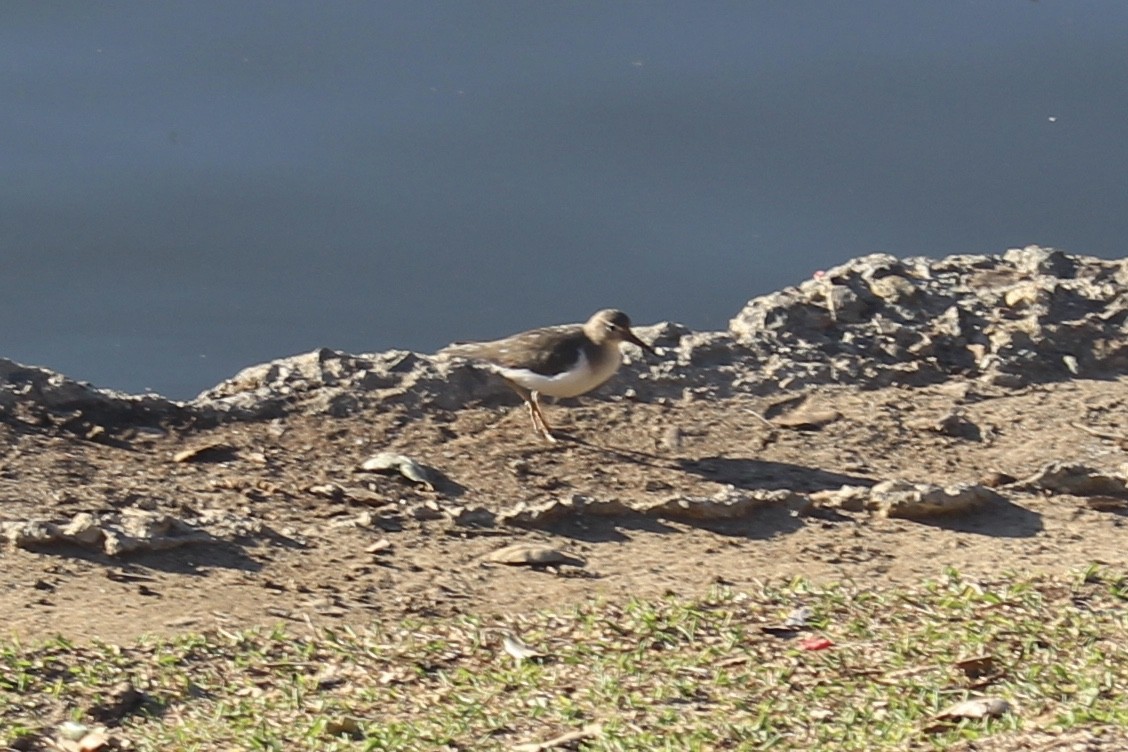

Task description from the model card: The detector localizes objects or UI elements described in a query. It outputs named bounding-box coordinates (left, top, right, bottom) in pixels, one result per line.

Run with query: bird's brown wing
left=443, top=325, right=586, bottom=376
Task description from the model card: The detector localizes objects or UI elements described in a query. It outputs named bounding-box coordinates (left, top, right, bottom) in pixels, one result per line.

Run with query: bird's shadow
left=561, top=436, right=877, bottom=493
left=559, top=435, right=875, bottom=493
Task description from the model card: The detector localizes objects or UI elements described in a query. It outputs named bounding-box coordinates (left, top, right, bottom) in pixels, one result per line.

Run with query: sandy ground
left=1, top=376, right=1126, bottom=642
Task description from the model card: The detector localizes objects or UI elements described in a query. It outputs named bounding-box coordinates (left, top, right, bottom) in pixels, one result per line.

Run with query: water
left=3, top=1, right=1127, bottom=399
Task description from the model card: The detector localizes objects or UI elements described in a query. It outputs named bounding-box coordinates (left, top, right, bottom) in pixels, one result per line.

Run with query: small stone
left=1004, top=283, right=1043, bottom=308
left=61, top=513, right=105, bottom=547
left=342, top=487, right=390, bottom=506
left=661, top=426, right=684, bottom=450
left=365, top=539, right=393, bottom=554
left=173, top=442, right=237, bottom=463
left=358, top=452, right=435, bottom=490
left=410, top=500, right=445, bottom=521
left=1018, top=462, right=1128, bottom=497
left=445, top=506, right=496, bottom=526
left=980, top=471, right=1017, bottom=488
left=810, top=486, right=870, bottom=512
left=771, top=406, right=841, bottom=430
left=932, top=410, right=981, bottom=441
left=868, top=275, right=917, bottom=303
left=484, top=543, right=585, bottom=567
left=1085, top=496, right=1128, bottom=512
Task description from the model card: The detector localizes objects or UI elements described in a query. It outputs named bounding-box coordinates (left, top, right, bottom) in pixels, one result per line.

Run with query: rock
left=867, top=275, right=918, bottom=304
left=810, top=485, right=871, bottom=512
left=498, top=495, right=634, bottom=526
left=645, top=488, right=810, bottom=520
left=173, top=441, right=238, bottom=463
left=660, top=425, right=684, bottom=451
left=498, top=489, right=807, bottom=526
left=444, top=505, right=497, bottom=526
left=1004, top=282, right=1046, bottom=309
left=1017, top=462, right=1128, bottom=497
left=723, top=246, right=1128, bottom=394
left=823, top=284, right=866, bottom=323
left=410, top=500, right=445, bottom=521
left=365, top=539, right=393, bottom=554
left=106, top=512, right=215, bottom=555
left=341, top=487, right=391, bottom=507
left=770, top=405, right=841, bottom=430
left=308, top=483, right=346, bottom=500
left=60, top=513, right=104, bottom=547
left=932, top=410, right=981, bottom=440
left=358, top=452, right=435, bottom=490
left=484, top=543, right=585, bottom=568
left=870, top=480, right=1000, bottom=519
left=908, top=409, right=982, bottom=440
left=980, top=471, right=1017, bottom=488
left=1085, top=496, right=1128, bottom=512
left=1, top=520, right=63, bottom=548
left=351, top=511, right=376, bottom=529
left=2, top=511, right=227, bottom=556
left=1003, top=244, right=1076, bottom=277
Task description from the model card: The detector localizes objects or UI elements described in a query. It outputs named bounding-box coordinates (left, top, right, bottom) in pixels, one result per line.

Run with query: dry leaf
left=513, top=723, right=602, bottom=752
left=323, top=716, right=363, bottom=739
left=923, top=696, right=1013, bottom=732
left=937, top=696, right=1012, bottom=720
left=501, top=631, right=546, bottom=664
left=955, top=654, right=999, bottom=680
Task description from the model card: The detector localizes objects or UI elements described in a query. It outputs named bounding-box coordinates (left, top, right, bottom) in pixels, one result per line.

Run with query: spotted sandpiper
left=441, top=309, right=657, bottom=442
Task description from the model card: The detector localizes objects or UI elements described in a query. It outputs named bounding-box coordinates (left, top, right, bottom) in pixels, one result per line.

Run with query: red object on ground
left=800, top=636, right=833, bottom=651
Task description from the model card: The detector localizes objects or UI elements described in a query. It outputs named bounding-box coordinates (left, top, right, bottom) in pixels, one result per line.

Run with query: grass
left=2, top=566, right=1127, bottom=751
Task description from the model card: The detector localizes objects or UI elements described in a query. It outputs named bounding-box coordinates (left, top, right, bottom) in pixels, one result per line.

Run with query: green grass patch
left=2, top=567, right=1127, bottom=750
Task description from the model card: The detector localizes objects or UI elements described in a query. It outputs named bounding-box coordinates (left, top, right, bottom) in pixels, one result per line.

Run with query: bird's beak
left=623, top=328, right=657, bottom=356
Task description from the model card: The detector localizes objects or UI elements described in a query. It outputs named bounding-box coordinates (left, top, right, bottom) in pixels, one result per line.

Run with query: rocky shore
left=5, top=244, right=1127, bottom=428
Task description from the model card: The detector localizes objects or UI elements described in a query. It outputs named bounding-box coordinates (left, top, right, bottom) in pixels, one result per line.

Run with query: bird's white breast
left=495, top=347, right=623, bottom=398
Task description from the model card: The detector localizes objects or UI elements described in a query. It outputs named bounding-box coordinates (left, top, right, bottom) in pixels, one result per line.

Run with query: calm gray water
left=3, top=2, right=1127, bottom=399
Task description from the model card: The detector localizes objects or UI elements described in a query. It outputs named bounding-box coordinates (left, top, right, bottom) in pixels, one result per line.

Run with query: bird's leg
left=508, top=381, right=556, bottom=442
left=530, top=391, right=558, bottom=443
left=523, top=398, right=544, bottom=437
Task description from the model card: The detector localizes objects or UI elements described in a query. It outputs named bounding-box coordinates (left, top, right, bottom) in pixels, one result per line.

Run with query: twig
left=1071, top=422, right=1128, bottom=443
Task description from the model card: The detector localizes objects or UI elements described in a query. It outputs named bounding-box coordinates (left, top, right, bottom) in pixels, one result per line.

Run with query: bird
left=440, top=309, right=657, bottom=442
